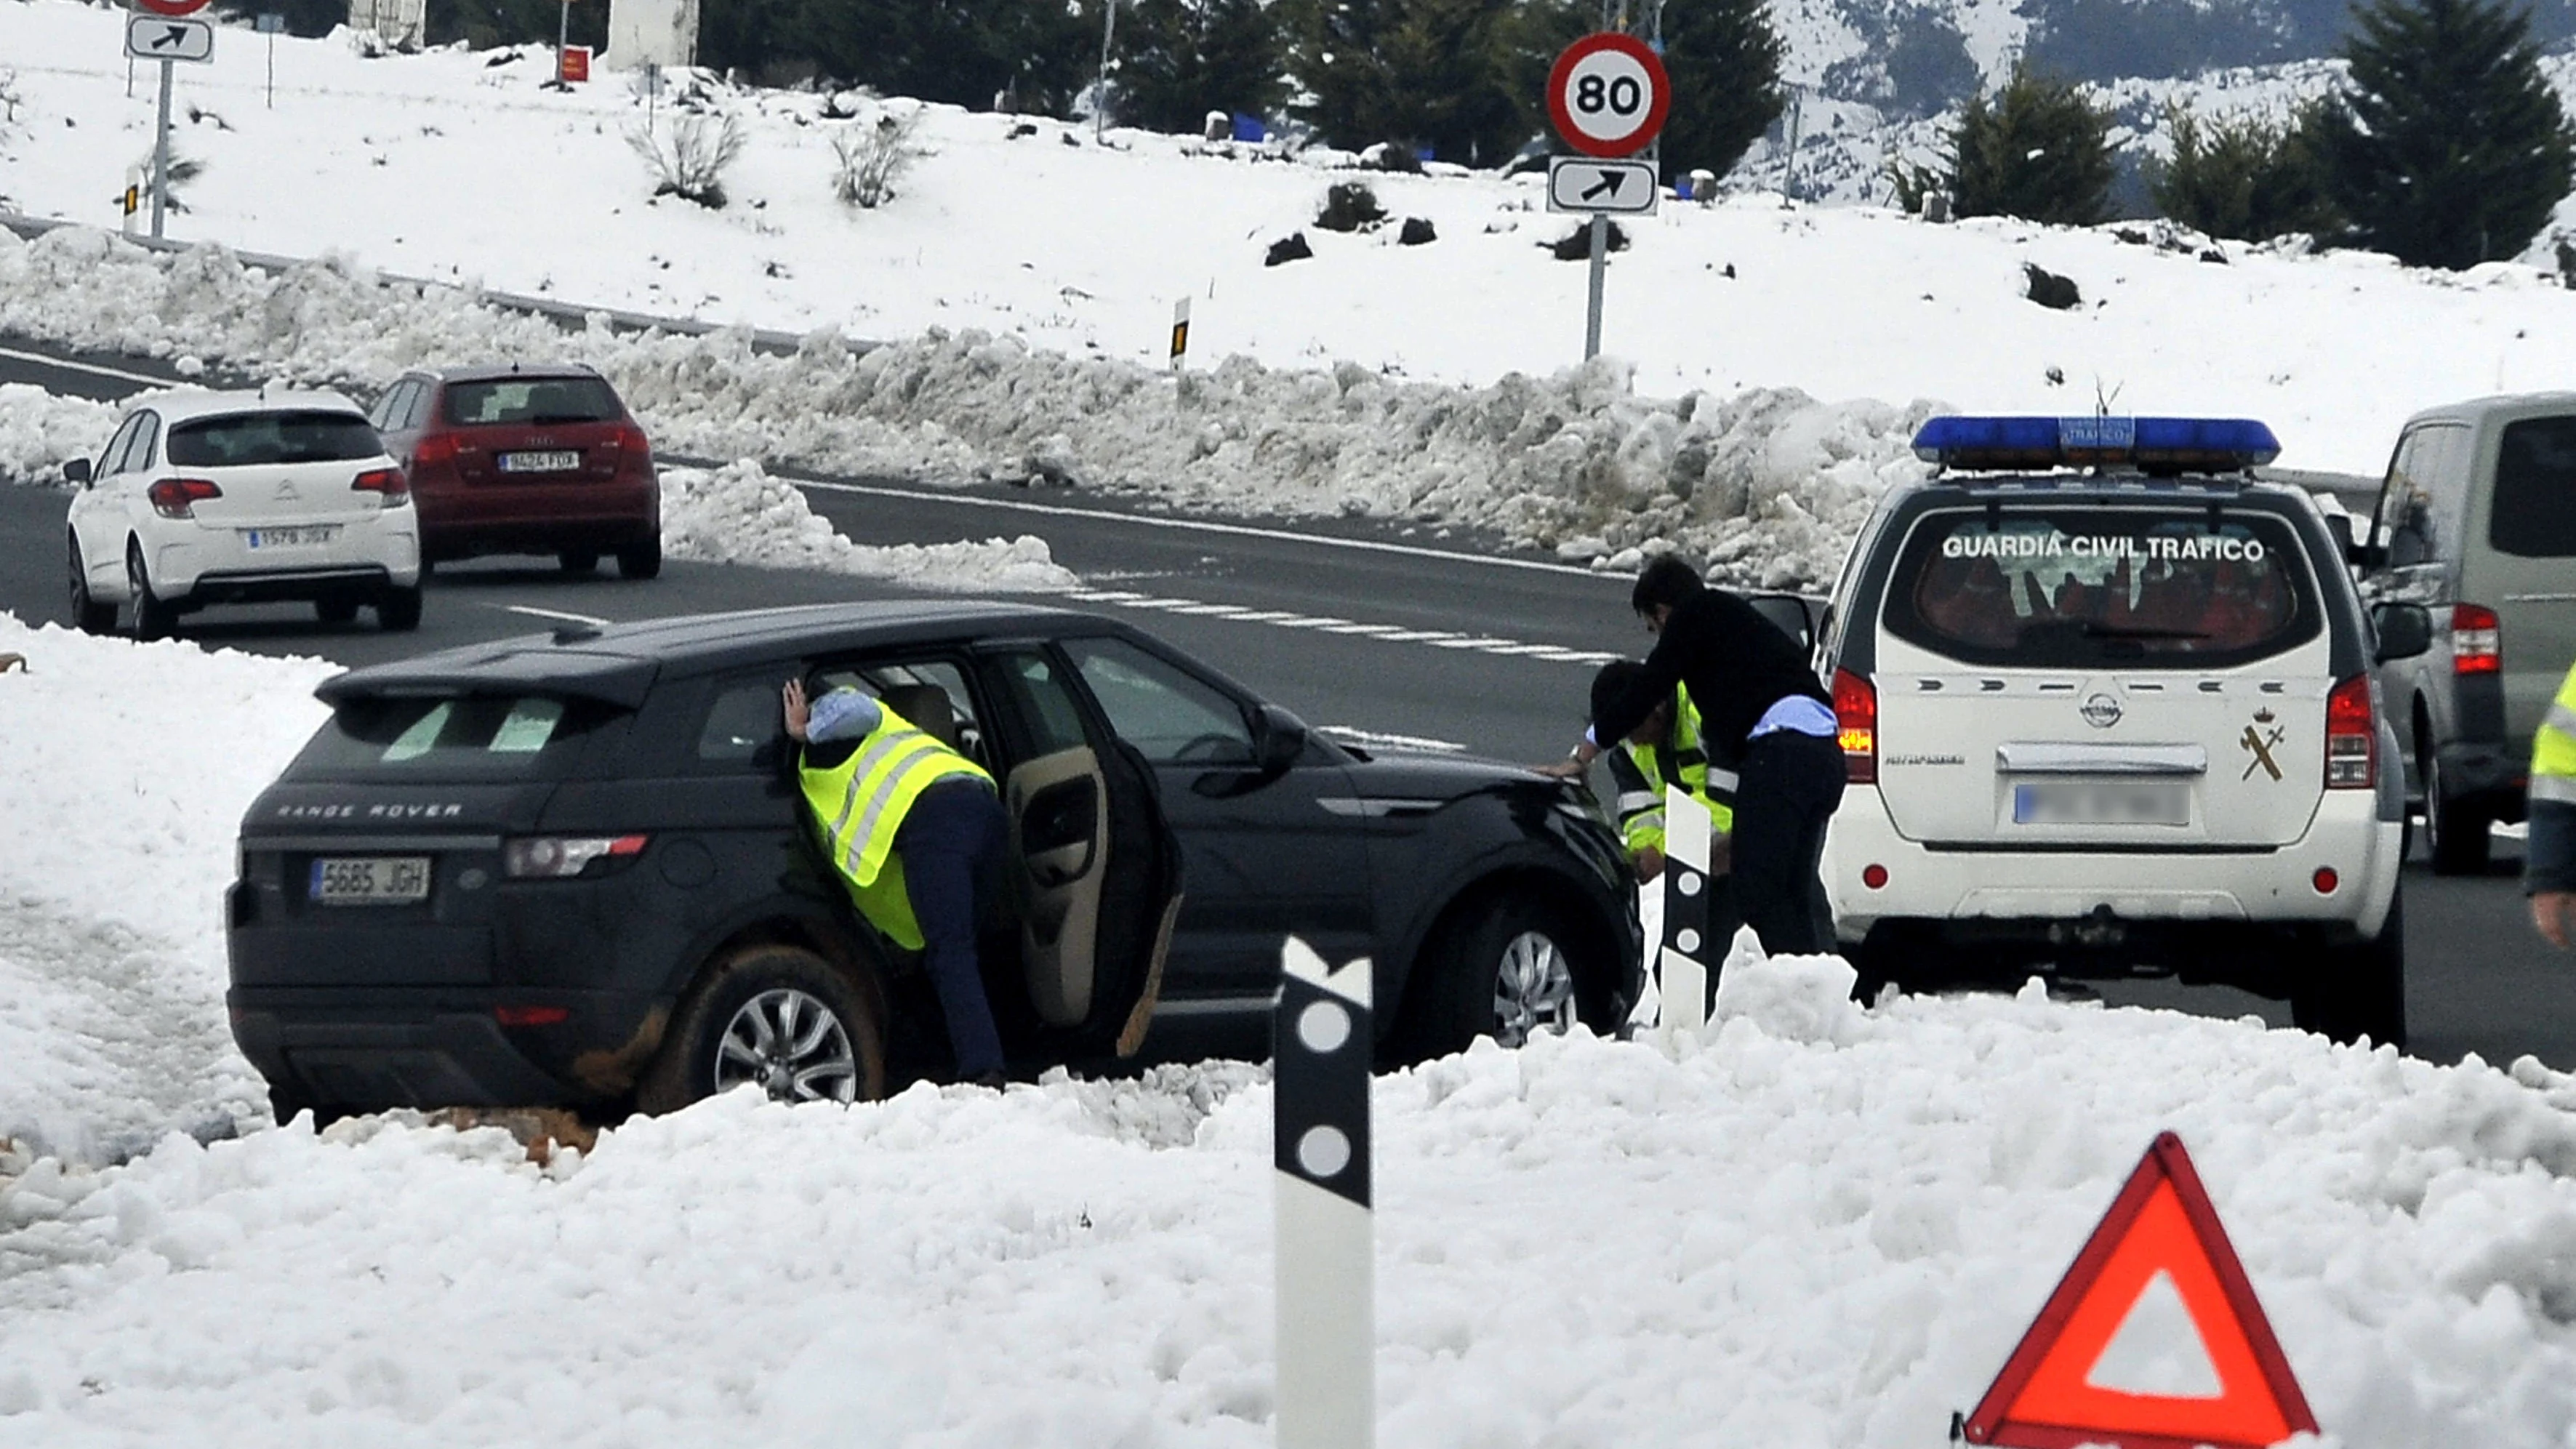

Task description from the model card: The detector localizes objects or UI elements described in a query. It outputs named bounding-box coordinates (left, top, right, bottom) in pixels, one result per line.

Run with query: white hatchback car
left=1819, top=416, right=2431, bottom=1046
left=65, top=389, right=423, bottom=637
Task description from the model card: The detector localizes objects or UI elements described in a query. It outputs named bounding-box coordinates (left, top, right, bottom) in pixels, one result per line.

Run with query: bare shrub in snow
left=627, top=112, right=745, bottom=209
left=832, top=109, right=922, bottom=209
left=132, top=148, right=205, bottom=214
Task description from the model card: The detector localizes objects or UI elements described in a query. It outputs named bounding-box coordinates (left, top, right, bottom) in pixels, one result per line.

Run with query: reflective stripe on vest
left=1617, top=687, right=1733, bottom=846
left=803, top=711, right=991, bottom=892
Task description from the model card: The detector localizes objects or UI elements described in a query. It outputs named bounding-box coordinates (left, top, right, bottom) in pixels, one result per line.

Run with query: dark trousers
left=1730, top=731, right=1847, bottom=957
left=896, top=779, right=1008, bottom=1077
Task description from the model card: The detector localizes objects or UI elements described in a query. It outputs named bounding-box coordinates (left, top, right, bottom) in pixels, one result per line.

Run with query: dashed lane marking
left=1060, top=587, right=1616, bottom=667
left=0, top=345, right=177, bottom=388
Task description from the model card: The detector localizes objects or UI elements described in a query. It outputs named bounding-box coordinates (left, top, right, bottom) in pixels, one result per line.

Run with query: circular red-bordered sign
left=134, top=0, right=212, bottom=17
left=1546, top=33, right=1671, bottom=158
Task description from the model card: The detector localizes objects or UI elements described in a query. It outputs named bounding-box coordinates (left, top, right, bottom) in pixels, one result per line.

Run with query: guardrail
left=0, top=209, right=867, bottom=358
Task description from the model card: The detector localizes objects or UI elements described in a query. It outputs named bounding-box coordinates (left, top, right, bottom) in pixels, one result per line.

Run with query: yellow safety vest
left=1614, top=690, right=1736, bottom=853
left=799, top=707, right=993, bottom=951
left=2532, top=660, right=2576, bottom=806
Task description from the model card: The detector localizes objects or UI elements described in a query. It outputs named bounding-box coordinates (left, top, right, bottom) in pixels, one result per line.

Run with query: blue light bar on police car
left=1911, top=415, right=2281, bottom=472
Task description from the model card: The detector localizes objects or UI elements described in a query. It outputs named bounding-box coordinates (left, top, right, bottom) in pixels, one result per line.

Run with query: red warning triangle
left=1963, top=1132, right=2318, bottom=1449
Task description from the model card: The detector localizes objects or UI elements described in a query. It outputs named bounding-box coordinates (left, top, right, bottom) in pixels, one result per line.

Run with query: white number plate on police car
left=244, top=525, right=340, bottom=549
left=2013, top=782, right=2189, bottom=827
left=309, top=856, right=431, bottom=905
left=499, top=450, right=581, bottom=474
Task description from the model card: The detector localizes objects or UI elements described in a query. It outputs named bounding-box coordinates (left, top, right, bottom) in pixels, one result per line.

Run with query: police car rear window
left=2489, top=416, right=2576, bottom=558
left=292, top=694, right=606, bottom=779
left=166, top=411, right=382, bottom=468
left=1883, top=508, right=2320, bottom=669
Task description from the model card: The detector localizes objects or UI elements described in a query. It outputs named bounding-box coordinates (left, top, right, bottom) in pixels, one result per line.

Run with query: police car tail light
left=503, top=833, right=649, bottom=878
left=2325, top=675, right=2375, bottom=790
left=1909, top=415, right=2281, bottom=473
left=146, top=477, right=222, bottom=519
left=352, top=467, right=409, bottom=502
left=1833, top=668, right=1878, bottom=784
left=2452, top=603, right=2501, bottom=675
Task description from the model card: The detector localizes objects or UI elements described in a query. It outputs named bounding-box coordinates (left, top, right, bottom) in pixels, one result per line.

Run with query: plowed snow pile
left=7, top=617, right=2576, bottom=1445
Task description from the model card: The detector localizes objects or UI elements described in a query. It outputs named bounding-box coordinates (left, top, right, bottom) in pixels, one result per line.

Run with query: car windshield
left=292, top=694, right=607, bottom=779
left=166, top=411, right=382, bottom=467
left=2489, top=416, right=2576, bottom=558
left=444, top=377, right=624, bottom=427
left=1883, top=506, right=2321, bottom=668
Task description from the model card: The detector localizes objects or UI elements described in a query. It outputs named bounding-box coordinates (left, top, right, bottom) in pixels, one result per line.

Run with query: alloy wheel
left=712, top=987, right=859, bottom=1104
left=1490, top=929, right=1577, bottom=1048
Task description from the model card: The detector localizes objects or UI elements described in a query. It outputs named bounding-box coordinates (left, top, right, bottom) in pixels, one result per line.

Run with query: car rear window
left=2489, top=416, right=2576, bottom=558
left=1882, top=507, right=2322, bottom=668
left=166, top=411, right=382, bottom=467
left=292, top=694, right=609, bottom=779
left=444, top=377, right=625, bottom=427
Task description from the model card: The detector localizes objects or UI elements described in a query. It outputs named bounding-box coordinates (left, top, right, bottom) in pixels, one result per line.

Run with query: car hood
left=1336, top=748, right=1565, bottom=803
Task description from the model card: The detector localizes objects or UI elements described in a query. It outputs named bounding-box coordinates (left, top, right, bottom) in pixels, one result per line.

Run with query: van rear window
left=444, top=377, right=624, bottom=427
left=166, top=411, right=382, bottom=468
left=292, top=695, right=606, bottom=779
left=2489, top=417, right=2576, bottom=558
left=1883, top=509, right=2320, bottom=668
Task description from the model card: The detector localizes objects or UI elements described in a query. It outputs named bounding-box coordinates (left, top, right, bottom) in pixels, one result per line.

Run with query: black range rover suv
left=226, top=601, right=1642, bottom=1118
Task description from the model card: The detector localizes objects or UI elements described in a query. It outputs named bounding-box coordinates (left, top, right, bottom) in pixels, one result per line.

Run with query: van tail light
left=2452, top=603, right=2500, bottom=675
left=2326, top=674, right=2375, bottom=790
left=503, top=834, right=649, bottom=879
left=414, top=433, right=459, bottom=468
left=1834, top=668, right=1878, bottom=784
left=353, top=467, right=409, bottom=502
left=146, top=478, right=222, bottom=519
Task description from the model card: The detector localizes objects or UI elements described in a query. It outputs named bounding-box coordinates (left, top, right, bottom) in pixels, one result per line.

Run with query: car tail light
left=2326, top=674, right=2375, bottom=790
left=503, top=834, right=649, bottom=879
left=2452, top=603, right=2500, bottom=675
left=145, top=477, right=221, bottom=518
left=414, top=433, right=459, bottom=467
left=353, top=467, right=409, bottom=502
left=1833, top=668, right=1877, bottom=784
left=494, top=1004, right=571, bottom=1027
left=615, top=423, right=651, bottom=457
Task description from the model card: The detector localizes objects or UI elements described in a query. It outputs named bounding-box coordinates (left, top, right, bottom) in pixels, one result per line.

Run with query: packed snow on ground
left=0, top=383, right=115, bottom=486
left=10, top=615, right=2576, bottom=1445
left=4, top=1, right=2576, bottom=585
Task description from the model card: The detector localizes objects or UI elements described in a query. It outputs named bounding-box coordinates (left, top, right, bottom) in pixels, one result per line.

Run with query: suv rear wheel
left=1403, top=894, right=1596, bottom=1059
left=2423, top=744, right=2491, bottom=875
left=637, top=944, right=886, bottom=1114
left=2289, top=888, right=2407, bottom=1048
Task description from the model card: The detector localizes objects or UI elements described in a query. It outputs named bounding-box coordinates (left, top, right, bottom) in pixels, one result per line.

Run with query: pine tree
left=1896, top=65, right=2114, bottom=225
left=1287, top=0, right=1579, bottom=163
left=2308, top=0, right=2575, bottom=268
left=1656, top=0, right=1785, bottom=182
left=1115, top=0, right=1290, bottom=135
left=2151, top=104, right=2340, bottom=241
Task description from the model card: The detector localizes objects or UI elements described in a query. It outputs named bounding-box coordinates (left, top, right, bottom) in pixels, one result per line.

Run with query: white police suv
left=1819, top=417, right=2431, bottom=1046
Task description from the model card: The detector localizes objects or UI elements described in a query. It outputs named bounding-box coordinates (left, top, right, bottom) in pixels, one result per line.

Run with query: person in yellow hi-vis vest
left=784, top=678, right=1008, bottom=1085
left=2529, top=659, right=2576, bottom=948
left=1589, top=659, right=1737, bottom=883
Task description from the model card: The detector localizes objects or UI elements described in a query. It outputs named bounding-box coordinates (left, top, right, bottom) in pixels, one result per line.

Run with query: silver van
left=2359, top=393, right=2576, bottom=872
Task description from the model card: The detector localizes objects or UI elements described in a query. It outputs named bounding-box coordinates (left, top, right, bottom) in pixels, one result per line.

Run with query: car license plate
left=244, top=525, right=341, bottom=549
left=2013, top=782, right=2190, bottom=827
left=499, top=450, right=582, bottom=474
left=309, top=856, right=433, bottom=905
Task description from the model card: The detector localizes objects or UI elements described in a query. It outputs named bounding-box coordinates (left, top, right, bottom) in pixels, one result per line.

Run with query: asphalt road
left=7, top=335, right=2574, bottom=1072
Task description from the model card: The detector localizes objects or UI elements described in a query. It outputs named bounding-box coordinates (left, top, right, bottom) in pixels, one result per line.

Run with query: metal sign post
left=1094, top=0, right=1118, bottom=143
left=257, top=13, right=283, bottom=109
left=127, top=0, right=214, bottom=240
left=151, top=57, right=173, bottom=238
left=1544, top=33, right=1669, bottom=365
left=1273, top=938, right=1374, bottom=1449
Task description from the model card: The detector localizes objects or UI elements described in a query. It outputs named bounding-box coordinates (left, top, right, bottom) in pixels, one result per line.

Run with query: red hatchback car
left=369, top=365, right=662, bottom=579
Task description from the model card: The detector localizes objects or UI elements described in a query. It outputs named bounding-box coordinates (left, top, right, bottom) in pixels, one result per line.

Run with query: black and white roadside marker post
left=1658, top=782, right=1714, bottom=1040
left=1275, top=936, right=1373, bottom=1449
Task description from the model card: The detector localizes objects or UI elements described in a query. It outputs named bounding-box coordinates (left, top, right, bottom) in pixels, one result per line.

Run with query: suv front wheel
left=1403, top=894, right=1597, bottom=1059
left=637, top=944, right=887, bottom=1114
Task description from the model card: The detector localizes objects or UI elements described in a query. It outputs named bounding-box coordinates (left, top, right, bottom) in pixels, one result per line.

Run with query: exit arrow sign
left=124, top=13, right=216, bottom=63
left=1546, top=156, right=1659, bottom=216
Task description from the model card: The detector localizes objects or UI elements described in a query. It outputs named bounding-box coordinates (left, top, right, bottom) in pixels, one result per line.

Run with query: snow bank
left=0, top=614, right=334, bottom=1163
left=0, top=384, right=116, bottom=485
left=659, top=458, right=1075, bottom=591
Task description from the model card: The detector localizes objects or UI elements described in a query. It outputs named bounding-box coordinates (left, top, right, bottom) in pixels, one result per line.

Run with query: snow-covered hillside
left=9, top=614, right=2576, bottom=1445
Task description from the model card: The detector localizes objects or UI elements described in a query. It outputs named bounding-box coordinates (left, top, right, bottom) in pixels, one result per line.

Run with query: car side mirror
left=63, top=458, right=91, bottom=486
left=2324, top=512, right=2386, bottom=570
left=1252, top=704, right=1307, bottom=772
left=2373, top=603, right=2433, bottom=662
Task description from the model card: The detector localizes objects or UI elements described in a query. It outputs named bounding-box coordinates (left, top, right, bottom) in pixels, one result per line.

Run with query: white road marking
left=1061, top=585, right=1608, bottom=667
left=0, top=345, right=176, bottom=388
left=790, top=475, right=1614, bottom=579
left=497, top=603, right=613, bottom=627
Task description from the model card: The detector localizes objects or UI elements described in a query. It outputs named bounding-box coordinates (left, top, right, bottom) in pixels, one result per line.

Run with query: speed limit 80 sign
left=1546, top=33, right=1670, bottom=158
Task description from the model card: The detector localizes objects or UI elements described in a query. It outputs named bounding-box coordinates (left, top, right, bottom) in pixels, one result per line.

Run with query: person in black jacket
left=1545, top=555, right=1845, bottom=957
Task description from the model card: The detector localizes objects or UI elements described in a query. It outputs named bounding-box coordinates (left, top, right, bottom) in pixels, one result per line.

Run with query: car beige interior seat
left=879, top=683, right=962, bottom=754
